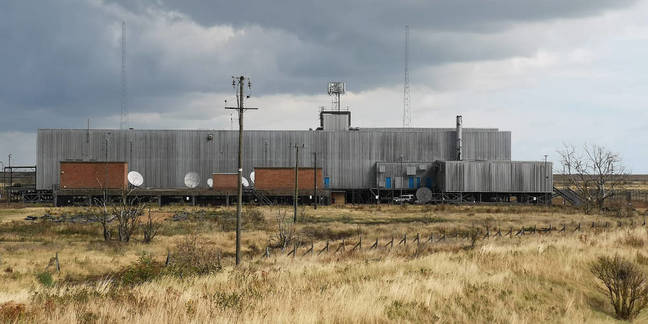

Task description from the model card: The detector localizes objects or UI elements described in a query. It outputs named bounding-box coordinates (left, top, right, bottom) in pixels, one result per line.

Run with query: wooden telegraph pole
left=225, top=76, right=258, bottom=266
left=313, top=151, right=317, bottom=209
left=292, top=143, right=304, bottom=223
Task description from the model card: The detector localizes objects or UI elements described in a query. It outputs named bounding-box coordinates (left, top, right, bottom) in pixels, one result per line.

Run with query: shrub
left=119, top=254, right=163, bottom=286
left=36, top=271, right=54, bottom=287
left=274, top=210, right=295, bottom=249
left=165, top=236, right=222, bottom=277
left=590, top=255, right=648, bottom=320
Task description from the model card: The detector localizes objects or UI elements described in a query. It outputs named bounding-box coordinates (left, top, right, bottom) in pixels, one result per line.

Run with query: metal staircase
left=553, top=187, right=583, bottom=206
left=246, top=187, right=273, bottom=206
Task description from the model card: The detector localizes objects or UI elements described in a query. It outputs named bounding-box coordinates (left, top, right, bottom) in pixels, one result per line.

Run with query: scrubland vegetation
left=1, top=204, right=648, bottom=323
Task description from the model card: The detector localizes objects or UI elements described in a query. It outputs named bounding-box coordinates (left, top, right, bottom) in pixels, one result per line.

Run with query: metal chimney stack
left=456, top=115, right=463, bottom=161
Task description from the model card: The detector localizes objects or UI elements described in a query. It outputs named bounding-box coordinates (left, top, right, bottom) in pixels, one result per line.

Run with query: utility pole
left=225, top=76, right=258, bottom=266
left=0, top=161, right=4, bottom=203
left=292, top=143, right=304, bottom=222
left=399, top=154, right=403, bottom=199
left=7, top=154, right=11, bottom=204
left=313, top=152, right=318, bottom=209
left=544, top=154, right=549, bottom=206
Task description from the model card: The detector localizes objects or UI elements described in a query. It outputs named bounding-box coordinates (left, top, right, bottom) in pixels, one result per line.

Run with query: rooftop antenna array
left=120, top=21, right=129, bottom=130
left=327, top=81, right=346, bottom=111
left=402, top=25, right=411, bottom=127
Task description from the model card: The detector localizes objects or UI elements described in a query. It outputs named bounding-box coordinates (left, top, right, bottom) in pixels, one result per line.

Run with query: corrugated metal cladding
left=435, top=161, right=553, bottom=193
left=36, top=128, right=511, bottom=190
left=375, top=162, right=436, bottom=189
left=321, top=112, right=350, bottom=130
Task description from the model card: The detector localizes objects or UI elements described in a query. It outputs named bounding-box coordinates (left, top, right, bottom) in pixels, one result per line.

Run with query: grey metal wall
left=375, top=162, right=435, bottom=189
left=435, top=160, right=553, bottom=193
left=37, top=128, right=511, bottom=190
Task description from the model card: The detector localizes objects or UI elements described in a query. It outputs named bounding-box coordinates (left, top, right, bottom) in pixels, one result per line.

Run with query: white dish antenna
left=207, top=178, right=213, bottom=188
left=242, top=176, right=250, bottom=188
left=128, top=171, right=144, bottom=187
left=250, top=171, right=255, bottom=183
left=184, top=172, right=200, bottom=189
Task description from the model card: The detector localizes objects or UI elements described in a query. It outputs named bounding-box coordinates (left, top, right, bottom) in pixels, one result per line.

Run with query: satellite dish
left=250, top=171, right=255, bottom=183
left=416, top=187, right=433, bottom=204
left=242, top=177, right=250, bottom=187
left=184, top=172, right=200, bottom=189
left=128, top=171, right=144, bottom=187
left=207, top=178, right=213, bottom=188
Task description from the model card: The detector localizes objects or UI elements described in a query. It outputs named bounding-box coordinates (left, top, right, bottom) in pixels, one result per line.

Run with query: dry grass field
left=1, top=204, right=648, bottom=323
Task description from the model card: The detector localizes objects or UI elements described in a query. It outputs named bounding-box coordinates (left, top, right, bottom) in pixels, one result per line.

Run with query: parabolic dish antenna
left=416, top=187, right=433, bottom=204
left=207, top=178, right=213, bottom=188
left=250, top=171, right=255, bottom=183
left=184, top=172, right=200, bottom=189
left=242, top=177, right=250, bottom=188
left=127, top=171, right=144, bottom=187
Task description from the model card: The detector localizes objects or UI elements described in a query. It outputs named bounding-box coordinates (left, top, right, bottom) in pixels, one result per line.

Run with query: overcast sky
left=1, top=0, right=647, bottom=172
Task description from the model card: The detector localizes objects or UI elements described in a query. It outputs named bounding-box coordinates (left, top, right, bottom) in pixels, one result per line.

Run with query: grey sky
left=1, top=0, right=647, bottom=172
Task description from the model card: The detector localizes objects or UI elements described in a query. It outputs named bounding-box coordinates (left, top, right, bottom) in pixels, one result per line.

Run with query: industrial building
left=36, top=107, right=552, bottom=206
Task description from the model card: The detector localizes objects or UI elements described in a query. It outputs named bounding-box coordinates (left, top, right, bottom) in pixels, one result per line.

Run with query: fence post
left=575, top=223, right=581, bottom=232
left=165, top=250, right=170, bottom=266
left=265, top=246, right=270, bottom=258
left=415, top=233, right=420, bottom=245
left=371, top=238, right=378, bottom=249
left=318, top=240, right=329, bottom=255
left=302, top=241, right=314, bottom=256
left=55, top=252, right=60, bottom=273
left=399, top=234, right=407, bottom=246
left=385, top=236, right=394, bottom=248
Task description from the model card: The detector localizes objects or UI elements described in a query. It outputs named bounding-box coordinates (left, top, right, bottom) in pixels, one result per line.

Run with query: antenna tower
left=120, top=21, right=128, bottom=129
left=402, top=25, right=411, bottom=127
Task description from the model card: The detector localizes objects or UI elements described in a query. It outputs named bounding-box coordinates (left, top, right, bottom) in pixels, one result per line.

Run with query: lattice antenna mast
left=120, top=21, right=128, bottom=129
left=402, top=25, right=411, bottom=127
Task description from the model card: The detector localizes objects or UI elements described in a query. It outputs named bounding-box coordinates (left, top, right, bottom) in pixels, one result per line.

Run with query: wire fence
left=263, top=217, right=648, bottom=259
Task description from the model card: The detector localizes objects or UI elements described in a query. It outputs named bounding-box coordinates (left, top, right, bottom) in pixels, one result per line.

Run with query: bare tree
left=591, top=255, right=648, bottom=320
left=275, top=210, right=295, bottom=250
left=557, top=143, right=627, bottom=212
left=112, top=189, right=146, bottom=242
left=91, top=197, right=114, bottom=241
left=91, top=188, right=145, bottom=242
left=142, top=208, right=159, bottom=244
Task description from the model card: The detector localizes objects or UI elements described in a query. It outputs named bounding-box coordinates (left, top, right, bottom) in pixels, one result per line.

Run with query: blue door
left=324, top=177, right=330, bottom=188
left=426, top=177, right=432, bottom=188
left=385, top=177, right=392, bottom=189
left=416, top=177, right=421, bottom=188
left=408, top=177, right=415, bottom=189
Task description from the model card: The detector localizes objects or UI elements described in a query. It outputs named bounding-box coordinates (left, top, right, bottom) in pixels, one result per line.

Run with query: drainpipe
left=456, top=115, right=463, bottom=161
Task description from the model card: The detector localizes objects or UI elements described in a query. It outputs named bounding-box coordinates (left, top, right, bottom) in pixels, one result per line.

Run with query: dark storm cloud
left=0, top=0, right=638, bottom=133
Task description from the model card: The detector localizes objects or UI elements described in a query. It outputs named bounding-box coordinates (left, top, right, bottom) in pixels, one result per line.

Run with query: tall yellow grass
left=1, top=205, right=647, bottom=323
